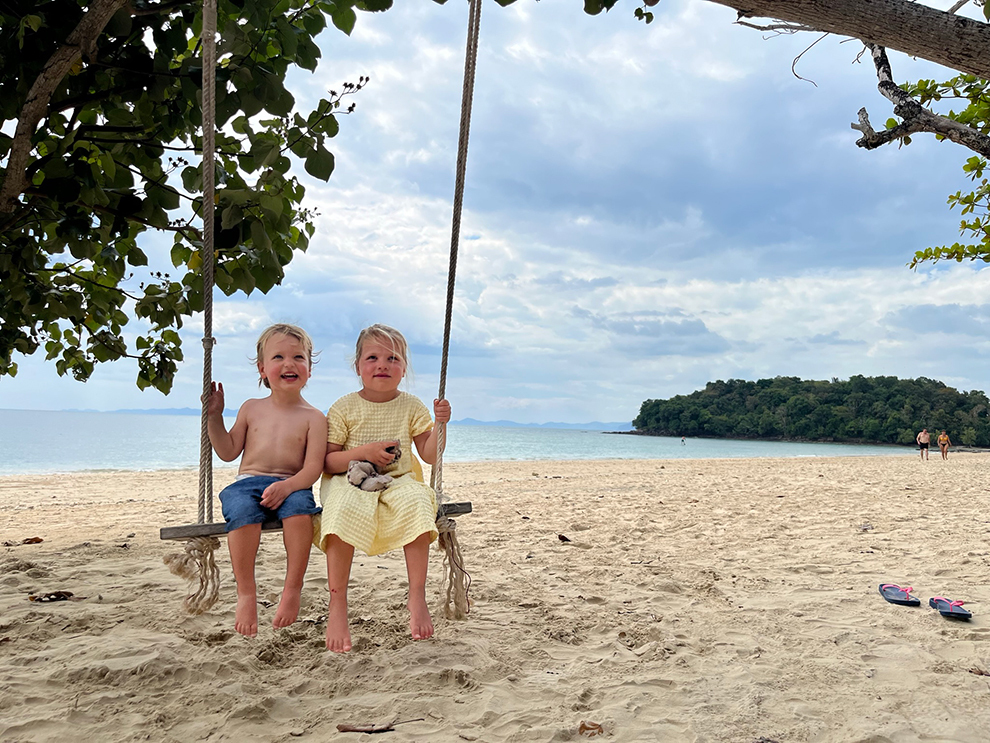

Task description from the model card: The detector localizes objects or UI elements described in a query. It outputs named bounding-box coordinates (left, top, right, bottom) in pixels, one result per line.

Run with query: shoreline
left=604, top=429, right=990, bottom=452
left=0, top=447, right=927, bottom=479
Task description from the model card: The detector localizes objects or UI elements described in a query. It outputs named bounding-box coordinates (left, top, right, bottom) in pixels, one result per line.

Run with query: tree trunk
left=706, top=0, right=990, bottom=80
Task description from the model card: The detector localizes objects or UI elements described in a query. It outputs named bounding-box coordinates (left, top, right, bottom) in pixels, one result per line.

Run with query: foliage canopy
left=0, top=0, right=386, bottom=392
left=634, top=376, right=990, bottom=447
left=905, top=74, right=990, bottom=269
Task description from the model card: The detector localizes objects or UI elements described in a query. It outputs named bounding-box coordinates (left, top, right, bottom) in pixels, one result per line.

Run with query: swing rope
left=431, top=0, right=483, bottom=621
left=167, top=0, right=482, bottom=620
left=164, top=0, right=221, bottom=614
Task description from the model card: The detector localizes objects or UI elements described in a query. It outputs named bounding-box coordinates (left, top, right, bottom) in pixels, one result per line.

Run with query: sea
left=0, top=409, right=913, bottom=476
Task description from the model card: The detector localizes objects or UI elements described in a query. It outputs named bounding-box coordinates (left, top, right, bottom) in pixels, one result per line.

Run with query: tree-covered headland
left=633, top=376, right=990, bottom=447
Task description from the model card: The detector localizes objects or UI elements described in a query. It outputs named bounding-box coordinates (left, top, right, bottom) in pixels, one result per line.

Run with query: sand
left=2, top=455, right=990, bottom=742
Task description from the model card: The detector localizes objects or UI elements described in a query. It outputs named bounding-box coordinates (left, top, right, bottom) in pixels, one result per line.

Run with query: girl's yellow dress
left=313, top=391, right=439, bottom=555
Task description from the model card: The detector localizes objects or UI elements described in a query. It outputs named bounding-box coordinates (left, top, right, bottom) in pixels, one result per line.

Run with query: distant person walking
left=916, top=428, right=930, bottom=460
left=681, top=436, right=686, bottom=446
left=937, top=430, right=951, bottom=460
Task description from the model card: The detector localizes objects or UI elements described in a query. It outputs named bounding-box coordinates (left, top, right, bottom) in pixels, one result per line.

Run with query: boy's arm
left=413, top=398, right=451, bottom=466
left=205, top=382, right=247, bottom=462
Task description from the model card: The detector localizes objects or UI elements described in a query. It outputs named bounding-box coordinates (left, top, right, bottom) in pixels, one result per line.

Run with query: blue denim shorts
left=219, top=475, right=322, bottom=532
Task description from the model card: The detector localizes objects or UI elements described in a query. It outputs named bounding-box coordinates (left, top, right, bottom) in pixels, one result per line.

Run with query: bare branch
left=736, top=20, right=818, bottom=34
left=791, top=33, right=829, bottom=86
left=852, top=44, right=990, bottom=157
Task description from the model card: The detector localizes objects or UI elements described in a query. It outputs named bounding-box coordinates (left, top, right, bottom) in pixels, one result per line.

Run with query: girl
left=314, top=324, right=451, bottom=652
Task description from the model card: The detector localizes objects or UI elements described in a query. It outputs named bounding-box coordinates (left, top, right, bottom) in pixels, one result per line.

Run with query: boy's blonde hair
left=254, top=323, right=314, bottom=388
left=353, top=324, right=411, bottom=375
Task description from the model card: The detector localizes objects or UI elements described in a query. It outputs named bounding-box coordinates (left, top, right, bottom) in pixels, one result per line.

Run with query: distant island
left=634, top=375, right=990, bottom=446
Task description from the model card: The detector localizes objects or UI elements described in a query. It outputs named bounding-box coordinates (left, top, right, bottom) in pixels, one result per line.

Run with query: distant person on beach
left=205, top=323, right=327, bottom=637
left=937, top=430, right=951, bottom=460
left=916, top=428, right=930, bottom=460
left=315, top=324, right=451, bottom=653
left=681, top=436, right=686, bottom=445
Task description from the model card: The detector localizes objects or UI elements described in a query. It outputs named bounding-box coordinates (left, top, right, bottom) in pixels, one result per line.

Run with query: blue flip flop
left=929, top=596, right=972, bottom=620
left=879, top=583, right=921, bottom=606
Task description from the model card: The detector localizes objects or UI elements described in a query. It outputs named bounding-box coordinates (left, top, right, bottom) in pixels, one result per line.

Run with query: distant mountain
left=453, top=418, right=634, bottom=431
left=112, top=407, right=201, bottom=415
left=62, top=408, right=633, bottom=430
left=89, top=407, right=240, bottom=417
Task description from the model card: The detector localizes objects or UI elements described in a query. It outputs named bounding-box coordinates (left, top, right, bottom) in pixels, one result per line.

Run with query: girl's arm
left=413, top=398, right=451, bottom=466
left=324, top=441, right=399, bottom=474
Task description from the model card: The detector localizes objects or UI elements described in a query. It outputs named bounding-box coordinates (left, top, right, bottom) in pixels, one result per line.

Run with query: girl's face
left=357, top=337, right=406, bottom=401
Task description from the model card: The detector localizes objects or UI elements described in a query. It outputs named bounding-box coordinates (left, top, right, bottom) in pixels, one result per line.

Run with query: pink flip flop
left=929, top=596, right=972, bottom=620
left=879, top=583, right=920, bottom=607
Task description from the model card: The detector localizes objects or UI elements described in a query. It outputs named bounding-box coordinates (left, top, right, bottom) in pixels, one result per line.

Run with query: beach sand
left=2, top=455, right=989, bottom=742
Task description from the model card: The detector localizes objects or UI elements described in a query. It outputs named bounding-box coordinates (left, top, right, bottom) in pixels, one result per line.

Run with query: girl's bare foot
left=273, top=586, right=302, bottom=629
left=235, top=593, right=259, bottom=637
left=408, top=594, right=434, bottom=640
left=325, top=599, right=352, bottom=652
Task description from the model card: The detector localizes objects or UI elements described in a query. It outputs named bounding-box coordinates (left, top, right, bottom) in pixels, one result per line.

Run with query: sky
left=2, top=0, right=987, bottom=424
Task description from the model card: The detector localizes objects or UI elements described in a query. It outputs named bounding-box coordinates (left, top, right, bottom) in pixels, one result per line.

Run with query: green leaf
left=106, top=8, right=133, bottom=37
left=250, top=218, right=273, bottom=252
left=260, top=194, right=284, bottom=219
left=221, top=204, right=244, bottom=230
left=332, top=6, right=357, bottom=34
left=304, top=147, right=335, bottom=181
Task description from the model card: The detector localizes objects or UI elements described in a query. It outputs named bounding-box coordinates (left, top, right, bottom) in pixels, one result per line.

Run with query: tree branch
left=707, top=0, right=990, bottom=80
left=130, top=0, right=194, bottom=17
left=851, top=44, right=990, bottom=158
left=0, top=0, right=128, bottom=214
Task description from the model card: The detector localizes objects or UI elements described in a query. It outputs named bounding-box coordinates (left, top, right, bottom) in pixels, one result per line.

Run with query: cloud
left=571, top=306, right=731, bottom=356
left=3, top=0, right=988, bottom=425
left=881, top=303, right=990, bottom=336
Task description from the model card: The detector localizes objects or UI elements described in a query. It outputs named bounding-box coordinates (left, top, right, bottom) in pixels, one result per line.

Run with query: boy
left=205, top=323, right=327, bottom=637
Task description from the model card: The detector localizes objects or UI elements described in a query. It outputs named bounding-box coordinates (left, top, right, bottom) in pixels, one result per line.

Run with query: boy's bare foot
left=273, top=586, right=302, bottom=629
left=408, top=594, right=434, bottom=641
left=235, top=593, right=259, bottom=637
left=325, top=599, right=352, bottom=652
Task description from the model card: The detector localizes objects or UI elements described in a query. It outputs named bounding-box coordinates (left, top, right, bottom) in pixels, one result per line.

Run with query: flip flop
left=878, top=583, right=920, bottom=606
left=929, top=596, right=972, bottom=620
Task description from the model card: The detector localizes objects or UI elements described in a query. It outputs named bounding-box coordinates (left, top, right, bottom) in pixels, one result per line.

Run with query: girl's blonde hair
left=353, top=324, right=411, bottom=375
left=254, top=323, right=315, bottom=388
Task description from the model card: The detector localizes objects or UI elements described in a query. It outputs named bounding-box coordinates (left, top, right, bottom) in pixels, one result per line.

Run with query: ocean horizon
left=0, top=408, right=917, bottom=476
left=47, top=407, right=635, bottom=432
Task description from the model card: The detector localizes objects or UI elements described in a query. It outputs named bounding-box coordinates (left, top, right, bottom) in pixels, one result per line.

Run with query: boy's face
left=258, top=333, right=311, bottom=391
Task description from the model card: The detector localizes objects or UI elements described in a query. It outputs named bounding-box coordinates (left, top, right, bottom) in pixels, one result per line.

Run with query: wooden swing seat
left=159, top=501, right=472, bottom=541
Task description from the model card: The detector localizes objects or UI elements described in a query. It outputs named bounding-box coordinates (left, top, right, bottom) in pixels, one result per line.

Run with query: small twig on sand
left=336, top=718, right=424, bottom=734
